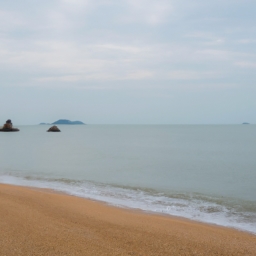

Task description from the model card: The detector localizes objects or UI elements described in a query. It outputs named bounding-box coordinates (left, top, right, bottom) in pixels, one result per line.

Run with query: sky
left=0, top=0, right=256, bottom=125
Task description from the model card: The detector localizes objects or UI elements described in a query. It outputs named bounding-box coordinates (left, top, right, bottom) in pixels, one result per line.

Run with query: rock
left=0, top=128, right=19, bottom=132
left=0, top=119, right=19, bottom=132
left=47, top=125, right=61, bottom=132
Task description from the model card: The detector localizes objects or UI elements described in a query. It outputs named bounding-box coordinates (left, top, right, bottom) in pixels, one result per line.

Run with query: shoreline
left=1, top=183, right=256, bottom=255
left=27, top=185, right=256, bottom=236
left=1, top=177, right=255, bottom=235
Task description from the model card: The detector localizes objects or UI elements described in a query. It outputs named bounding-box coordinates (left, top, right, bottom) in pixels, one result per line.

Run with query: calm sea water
left=0, top=125, right=255, bottom=234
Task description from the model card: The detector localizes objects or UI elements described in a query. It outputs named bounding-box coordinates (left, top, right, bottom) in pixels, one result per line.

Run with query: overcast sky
left=1, top=0, right=255, bottom=125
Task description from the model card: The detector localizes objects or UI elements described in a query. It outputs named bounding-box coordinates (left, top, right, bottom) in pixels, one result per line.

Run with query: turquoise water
left=0, top=125, right=255, bottom=233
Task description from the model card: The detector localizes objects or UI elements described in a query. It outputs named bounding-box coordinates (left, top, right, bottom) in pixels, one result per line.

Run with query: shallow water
left=0, top=125, right=255, bottom=233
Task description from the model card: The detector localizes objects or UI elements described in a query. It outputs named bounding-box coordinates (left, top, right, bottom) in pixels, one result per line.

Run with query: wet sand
left=0, top=184, right=255, bottom=256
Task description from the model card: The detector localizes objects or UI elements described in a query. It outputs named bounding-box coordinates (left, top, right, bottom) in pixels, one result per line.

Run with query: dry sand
left=0, top=184, right=255, bottom=256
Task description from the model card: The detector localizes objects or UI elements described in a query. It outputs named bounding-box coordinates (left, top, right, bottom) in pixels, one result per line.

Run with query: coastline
left=0, top=184, right=255, bottom=255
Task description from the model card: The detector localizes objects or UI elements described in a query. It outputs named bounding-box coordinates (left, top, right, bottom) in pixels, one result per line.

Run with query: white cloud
left=35, top=69, right=154, bottom=83
left=236, top=39, right=256, bottom=44
left=60, top=0, right=89, bottom=6
left=95, top=44, right=142, bottom=54
left=0, top=35, right=242, bottom=87
left=166, top=70, right=219, bottom=80
left=0, top=0, right=255, bottom=92
left=194, top=49, right=231, bottom=61
left=234, top=61, right=256, bottom=69
left=122, top=0, right=173, bottom=25
left=184, top=32, right=225, bottom=46
left=0, top=10, right=26, bottom=31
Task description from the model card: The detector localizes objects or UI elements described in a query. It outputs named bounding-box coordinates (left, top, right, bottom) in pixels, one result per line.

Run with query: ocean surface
left=0, top=125, right=255, bottom=234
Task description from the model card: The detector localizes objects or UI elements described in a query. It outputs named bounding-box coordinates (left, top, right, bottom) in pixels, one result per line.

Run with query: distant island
left=242, top=122, right=250, bottom=125
left=40, top=119, right=85, bottom=125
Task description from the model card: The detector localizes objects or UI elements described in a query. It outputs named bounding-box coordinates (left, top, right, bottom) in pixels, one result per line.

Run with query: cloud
left=35, top=69, right=154, bottom=83
left=194, top=49, right=231, bottom=61
left=95, top=44, right=142, bottom=54
left=122, top=0, right=173, bottom=25
left=0, top=34, right=243, bottom=88
left=184, top=32, right=225, bottom=46
left=166, top=70, right=219, bottom=80
left=0, top=10, right=26, bottom=31
left=234, top=61, right=256, bottom=69
left=0, top=0, right=255, bottom=91
left=236, top=39, right=256, bottom=44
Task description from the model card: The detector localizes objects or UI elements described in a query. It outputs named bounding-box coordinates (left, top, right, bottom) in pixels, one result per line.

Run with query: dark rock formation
left=47, top=126, right=61, bottom=132
left=0, top=128, right=19, bottom=132
left=0, top=119, right=19, bottom=132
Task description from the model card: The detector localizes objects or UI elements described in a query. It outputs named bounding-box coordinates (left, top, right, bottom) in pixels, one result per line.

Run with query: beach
left=1, top=125, right=256, bottom=234
left=0, top=184, right=255, bottom=256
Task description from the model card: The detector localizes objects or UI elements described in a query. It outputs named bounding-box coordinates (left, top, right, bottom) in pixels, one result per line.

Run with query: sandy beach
left=0, top=184, right=255, bottom=256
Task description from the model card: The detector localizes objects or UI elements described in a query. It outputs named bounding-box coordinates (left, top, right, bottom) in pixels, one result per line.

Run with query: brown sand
left=0, top=184, right=255, bottom=256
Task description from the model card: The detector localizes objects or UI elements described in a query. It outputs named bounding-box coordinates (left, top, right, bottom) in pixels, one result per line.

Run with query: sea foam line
left=0, top=174, right=256, bottom=235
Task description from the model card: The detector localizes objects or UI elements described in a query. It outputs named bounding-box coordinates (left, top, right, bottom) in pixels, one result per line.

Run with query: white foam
left=0, top=174, right=256, bottom=234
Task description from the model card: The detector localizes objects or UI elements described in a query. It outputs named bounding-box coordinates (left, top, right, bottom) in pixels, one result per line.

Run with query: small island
left=40, top=119, right=85, bottom=125
left=52, top=119, right=85, bottom=125
left=242, top=122, right=250, bottom=125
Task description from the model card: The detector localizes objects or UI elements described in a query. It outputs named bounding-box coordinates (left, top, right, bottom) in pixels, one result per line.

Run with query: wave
left=0, top=174, right=256, bottom=234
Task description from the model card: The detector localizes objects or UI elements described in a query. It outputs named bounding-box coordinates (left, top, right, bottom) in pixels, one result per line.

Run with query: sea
left=0, top=125, right=255, bottom=234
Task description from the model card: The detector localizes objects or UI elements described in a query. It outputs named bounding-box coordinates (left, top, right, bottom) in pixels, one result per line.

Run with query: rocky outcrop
left=0, top=127, right=19, bottom=132
left=0, top=119, right=19, bottom=132
left=47, top=125, right=61, bottom=132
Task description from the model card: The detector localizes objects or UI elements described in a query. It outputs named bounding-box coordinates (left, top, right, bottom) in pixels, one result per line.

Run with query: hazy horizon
left=9, top=122, right=255, bottom=126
